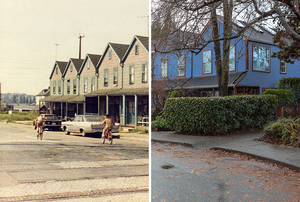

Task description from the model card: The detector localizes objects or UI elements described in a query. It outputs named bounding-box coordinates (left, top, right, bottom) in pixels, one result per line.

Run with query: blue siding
left=152, top=20, right=300, bottom=94
left=239, top=41, right=300, bottom=93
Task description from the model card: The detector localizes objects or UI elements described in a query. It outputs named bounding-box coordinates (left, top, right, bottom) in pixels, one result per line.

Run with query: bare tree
left=152, top=0, right=300, bottom=96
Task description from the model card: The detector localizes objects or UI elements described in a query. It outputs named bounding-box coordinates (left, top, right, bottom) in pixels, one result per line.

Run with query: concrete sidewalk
left=152, top=131, right=300, bottom=171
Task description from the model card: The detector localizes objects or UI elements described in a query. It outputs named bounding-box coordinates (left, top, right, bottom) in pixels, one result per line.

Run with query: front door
left=127, top=100, right=135, bottom=124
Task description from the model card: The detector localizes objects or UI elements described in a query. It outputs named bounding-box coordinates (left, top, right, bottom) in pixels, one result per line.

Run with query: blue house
left=152, top=16, right=300, bottom=97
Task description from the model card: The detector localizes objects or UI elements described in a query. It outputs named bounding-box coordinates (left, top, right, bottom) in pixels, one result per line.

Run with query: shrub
left=263, top=117, right=300, bottom=146
left=262, top=89, right=296, bottom=106
left=263, top=118, right=290, bottom=138
left=151, top=116, right=171, bottom=131
left=277, top=77, right=300, bottom=104
left=282, top=117, right=300, bottom=144
left=164, top=95, right=276, bottom=134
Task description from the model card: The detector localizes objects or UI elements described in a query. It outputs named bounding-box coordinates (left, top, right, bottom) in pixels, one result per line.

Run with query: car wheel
left=82, top=130, right=86, bottom=137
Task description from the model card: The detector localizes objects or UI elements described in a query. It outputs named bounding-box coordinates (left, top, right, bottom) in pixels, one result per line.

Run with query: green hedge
left=262, top=89, right=296, bottom=106
left=277, top=77, right=300, bottom=104
left=164, top=95, right=276, bottom=134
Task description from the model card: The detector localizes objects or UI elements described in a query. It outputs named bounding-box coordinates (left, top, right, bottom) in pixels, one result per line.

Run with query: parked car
left=61, top=115, right=120, bottom=136
left=33, top=114, right=62, bottom=131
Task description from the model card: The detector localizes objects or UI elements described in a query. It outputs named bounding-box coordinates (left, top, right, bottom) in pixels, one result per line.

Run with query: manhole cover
left=161, top=164, right=175, bottom=169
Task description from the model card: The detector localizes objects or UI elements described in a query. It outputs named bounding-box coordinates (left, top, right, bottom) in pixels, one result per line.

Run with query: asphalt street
left=152, top=141, right=300, bottom=202
left=0, top=122, right=149, bottom=201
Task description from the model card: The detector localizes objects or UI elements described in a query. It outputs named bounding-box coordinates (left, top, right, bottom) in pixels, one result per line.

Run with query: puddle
left=161, top=164, right=175, bottom=169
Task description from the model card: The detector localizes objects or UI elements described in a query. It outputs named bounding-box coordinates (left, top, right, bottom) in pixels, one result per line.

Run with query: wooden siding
left=79, top=59, right=97, bottom=94
left=123, top=40, right=148, bottom=89
left=64, top=62, right=78, bottom=95
left=98, top=46, right=122, bottom=90
left=50, top=64, right=62, bottom=95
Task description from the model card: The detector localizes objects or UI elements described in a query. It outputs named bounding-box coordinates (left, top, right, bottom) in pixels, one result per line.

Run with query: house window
left=113, top=67, right=118, bottom=85
left=70, top=64, right=73, bottom=72
left=229, top=46, right=235, bottom=71
left=53, top=80, right=56, bottom=94
left=141, top=63, right=147, bottom=83
left=73, top=78, right=77, bottom=94
left=177, top=55, right=185, bottom=77
left=203, top=50, right=212, bottom=74
left=129, top=65, right=134, bottom=84
left=67, top=79, right=70, bottom=94
left=135, top=44, right=139, bottom=55
left=253, top=45, right=270, bottom=72
left=161, top=58, right=168, bottom=78
left=83, top=77, right=88, bottom=93
left=108, top=49, right=112, bottom=59
left=87, top=60, right=90, bottom=69
left=55, top=66, right=58, bottom=74
left=280, top=60, right=287, bottom=74
left=58, top=80, right=61, bottom=94
left=91, top=76, right=95, bottom=92
left=104, top=69, right=108, bottom=86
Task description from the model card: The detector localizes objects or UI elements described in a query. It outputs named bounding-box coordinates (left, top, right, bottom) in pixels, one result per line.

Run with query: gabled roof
left=122, top=35, right=149, bottom=61
left=109, top=43, right=129, bottom=59
left=36, top=88, right=50, bottom=96
left=97, top=42, right=129, bottom=67
left=216, top=15, right=276, bottom=45
left=49, top=61, right=68, bottom=79
left=78, top=54, right=101, bottom=74
left=63, top=58, right=84, bottom=76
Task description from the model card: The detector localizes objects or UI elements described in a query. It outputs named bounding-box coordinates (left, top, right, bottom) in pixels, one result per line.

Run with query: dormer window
left=108, top=49, right=112, bottom=59
left=135, top=44, right=139, bottom=55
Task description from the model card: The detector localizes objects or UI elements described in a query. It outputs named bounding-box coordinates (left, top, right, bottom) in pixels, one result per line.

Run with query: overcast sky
left=0, top=0, right=149, bottom=95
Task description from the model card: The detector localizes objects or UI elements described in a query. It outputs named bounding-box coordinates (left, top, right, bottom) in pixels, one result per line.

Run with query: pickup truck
left=61, top=115, right=119, bottom=136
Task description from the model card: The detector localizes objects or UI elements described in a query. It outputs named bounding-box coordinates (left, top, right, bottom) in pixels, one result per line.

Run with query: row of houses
left=37, top=35, right=149, bottom=126
left=152, top=16, right=300, bottom=99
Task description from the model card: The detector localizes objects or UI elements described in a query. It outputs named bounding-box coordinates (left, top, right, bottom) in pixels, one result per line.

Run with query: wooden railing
left=275, top=104, right=300, bottom=119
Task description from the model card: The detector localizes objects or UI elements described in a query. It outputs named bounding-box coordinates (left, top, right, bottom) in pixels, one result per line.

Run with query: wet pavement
left=152, top=142, right=300, bottom=202
left=152, top=130, right=300, bottom=171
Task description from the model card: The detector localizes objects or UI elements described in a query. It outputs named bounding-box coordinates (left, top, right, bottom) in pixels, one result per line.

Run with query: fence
left=275, top=104, right=300, bottom=119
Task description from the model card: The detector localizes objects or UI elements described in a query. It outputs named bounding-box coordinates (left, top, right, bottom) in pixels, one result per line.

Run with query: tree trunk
left=220, top=0, right=234, bottom=96
left=212, top=8, right=222, bottom=96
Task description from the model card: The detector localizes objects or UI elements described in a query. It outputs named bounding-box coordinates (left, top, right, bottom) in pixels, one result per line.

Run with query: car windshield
left=85, top=116, right=104, bottom=122
left=44, top=115, right=58, bottom=120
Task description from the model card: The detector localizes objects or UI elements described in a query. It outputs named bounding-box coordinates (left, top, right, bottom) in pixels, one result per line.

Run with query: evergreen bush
left=164, top=95, right=276, bottom=134
left=277, top=77, right=300, bottom=104
left=262, top=89, right=296, bottom=106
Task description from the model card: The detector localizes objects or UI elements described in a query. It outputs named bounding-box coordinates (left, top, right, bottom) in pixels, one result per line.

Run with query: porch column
left=98, top=96, right=100, bottom=115
left=38, top=100, right=40, bottom=115
left=106, top=95, right=109, bottom=114
left=65, top=102, right=68, bottom=119
left=123, top=95, right=126, bottom=125
left=84, top=97, right=86, bottom=115
left=61, top=102, right=63, bottom=120
left=135, top=94, right=138, bottom=126
left=76, top=103, right=78, bottom=115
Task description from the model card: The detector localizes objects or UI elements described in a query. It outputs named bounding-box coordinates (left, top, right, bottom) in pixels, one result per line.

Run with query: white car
left=61, top=115, right=119, bottom=136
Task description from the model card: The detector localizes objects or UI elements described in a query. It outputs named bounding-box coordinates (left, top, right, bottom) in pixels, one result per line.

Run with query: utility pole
left=78, top=34, right=85, bottom=59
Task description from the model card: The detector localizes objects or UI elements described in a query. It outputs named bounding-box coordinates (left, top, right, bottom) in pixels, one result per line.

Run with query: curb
left=211, top=147, right=300, bottom=172
left=151, top=139, right=194, bottom=147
